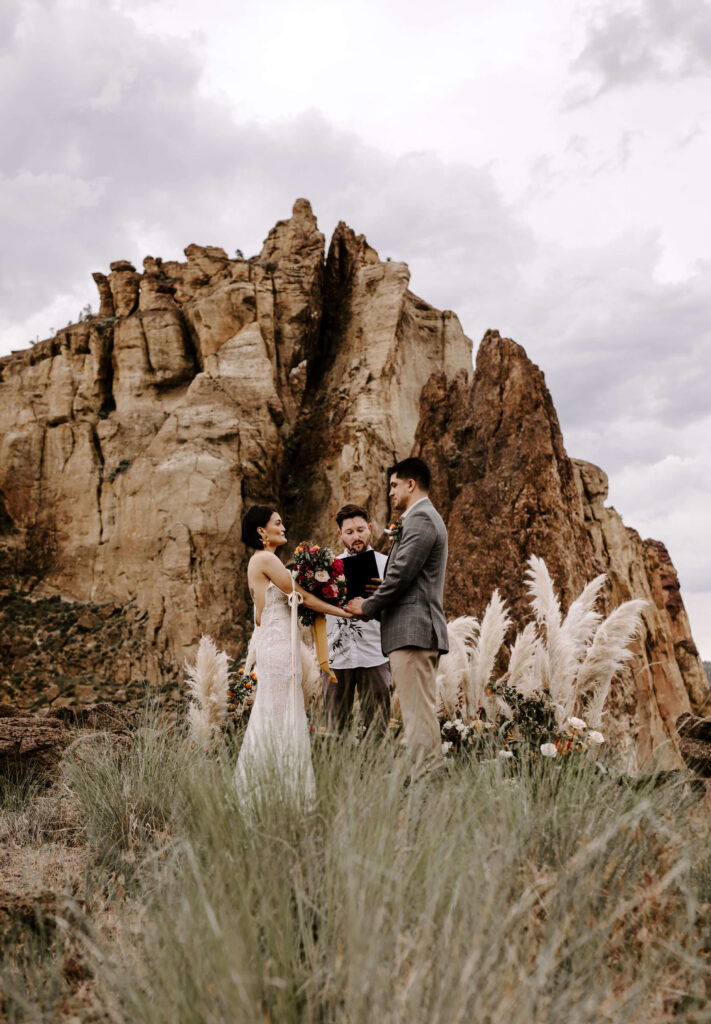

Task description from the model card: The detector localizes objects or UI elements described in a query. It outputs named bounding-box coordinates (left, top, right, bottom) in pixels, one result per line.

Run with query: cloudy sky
left=2, top=0, right=710, bottom=656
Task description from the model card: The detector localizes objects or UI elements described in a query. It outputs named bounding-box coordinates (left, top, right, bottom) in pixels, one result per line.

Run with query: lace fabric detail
left=234, top=582, right=315, bottom=806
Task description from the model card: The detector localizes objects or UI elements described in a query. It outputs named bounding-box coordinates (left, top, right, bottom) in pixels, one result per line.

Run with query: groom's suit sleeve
left=361, top=512, right=437, bottom=619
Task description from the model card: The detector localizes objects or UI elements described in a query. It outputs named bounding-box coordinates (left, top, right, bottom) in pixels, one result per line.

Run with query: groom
left=346, top=457, right=449, bottom=770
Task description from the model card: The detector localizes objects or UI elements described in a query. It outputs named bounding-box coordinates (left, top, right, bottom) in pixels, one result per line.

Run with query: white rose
left=442, top=741, right=453, bottom=754
left=454, top=720, right=466, bottom=732
left=540, top=743, right=557, bottom=758
left=443, top=720, right=453, bottom=729
left=497, top=749, right=514, bottom=759
left=314, top=570, right=330, bottom=582
left=587, top=731, right=605, bottom=744
left=337, top=574, right=346, bottom=582
left=568, top=717, right=587, bottom=731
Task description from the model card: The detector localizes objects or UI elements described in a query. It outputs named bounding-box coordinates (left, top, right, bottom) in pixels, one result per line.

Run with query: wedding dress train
left=234, top=580, right=316, bottom=806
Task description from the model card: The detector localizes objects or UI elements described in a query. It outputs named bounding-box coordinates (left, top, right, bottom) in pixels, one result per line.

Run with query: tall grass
left=62, top=714, right=186, bottom=881
left=2, top=710, right=709, bottom=1022
left=50, top=716, right=711, bottom=1024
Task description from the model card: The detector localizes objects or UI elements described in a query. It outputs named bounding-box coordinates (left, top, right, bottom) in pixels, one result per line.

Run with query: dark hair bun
left=242, top=505, right=277, bottom=549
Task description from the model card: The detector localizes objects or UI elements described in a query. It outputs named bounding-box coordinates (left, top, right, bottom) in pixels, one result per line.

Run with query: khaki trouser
left=389, top=647, right=442, bottom=771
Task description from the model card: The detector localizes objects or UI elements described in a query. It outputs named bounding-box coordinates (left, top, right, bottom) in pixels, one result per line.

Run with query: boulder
left=0, top=713, right=71, bottom=777
left=677, top=713, right=711, bottom=777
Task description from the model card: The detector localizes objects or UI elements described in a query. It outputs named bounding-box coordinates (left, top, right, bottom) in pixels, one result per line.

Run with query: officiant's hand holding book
left=342, top=549, right=380, bottom=601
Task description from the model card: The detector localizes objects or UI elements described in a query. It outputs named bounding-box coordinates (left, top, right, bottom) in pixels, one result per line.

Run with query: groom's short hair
left=388, top=457, right=431, bottom=491
left=336, top=503, right=370, bottom=527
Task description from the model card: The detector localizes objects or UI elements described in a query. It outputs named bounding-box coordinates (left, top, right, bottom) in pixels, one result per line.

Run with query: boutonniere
left=384, top=521, right=403, bottom=542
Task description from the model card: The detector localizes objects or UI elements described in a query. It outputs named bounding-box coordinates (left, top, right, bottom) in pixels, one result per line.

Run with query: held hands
left=346, top=577, right=381, bottom=618
left=345, top=596, right=370, bottom=619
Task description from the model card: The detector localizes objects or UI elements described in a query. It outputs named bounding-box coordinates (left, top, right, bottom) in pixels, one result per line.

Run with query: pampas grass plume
left=468, top=591, right=510, bottom=716
left=561, top=574, right=606, bottom=660
left=437, top=616, right=479, bottom=717
left=186, top=634, right=230, bottom=749
left=507, top=622, right=540, bottom=696
left=577, top=599, right=647, bottom=728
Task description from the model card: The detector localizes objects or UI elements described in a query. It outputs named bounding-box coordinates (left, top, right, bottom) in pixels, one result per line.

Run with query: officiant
left=324, top=504, right=392, bottom=734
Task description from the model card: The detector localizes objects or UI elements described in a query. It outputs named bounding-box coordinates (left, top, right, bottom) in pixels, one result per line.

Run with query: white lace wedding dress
left=234, top=580, right=315, bottom=807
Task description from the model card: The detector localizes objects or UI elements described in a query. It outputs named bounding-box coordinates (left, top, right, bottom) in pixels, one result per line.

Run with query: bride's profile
left=234, top=505, right=352, bottom=805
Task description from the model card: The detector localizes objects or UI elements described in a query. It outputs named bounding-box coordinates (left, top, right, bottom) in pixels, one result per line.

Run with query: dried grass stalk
left=468, top=591, right=510, bottom=716
left=437, top=616, right=479, bottom=717
left=577, top=599, right=647, bottom=728
left=185, top=635, right=230, bottom=749
left=507, top=622, right=541, bottom=696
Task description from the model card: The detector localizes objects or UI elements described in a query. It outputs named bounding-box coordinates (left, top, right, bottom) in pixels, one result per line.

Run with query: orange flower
left=228, top=690, right=233, bottom=696
left=250, top=672, right=257, bottom=680
left=246, top=682, right=252, bottom=690
left=238, top=667, right=245, bottom=675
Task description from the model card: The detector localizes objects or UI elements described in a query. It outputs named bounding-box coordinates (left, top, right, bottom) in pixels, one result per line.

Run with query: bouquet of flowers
left=292, top=542, right=347, bottom=626
left=291, top=542, right=347, bottom=682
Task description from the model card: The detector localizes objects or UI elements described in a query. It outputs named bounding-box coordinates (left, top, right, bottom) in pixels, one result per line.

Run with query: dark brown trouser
left=321, top=663, right=392, bottom=735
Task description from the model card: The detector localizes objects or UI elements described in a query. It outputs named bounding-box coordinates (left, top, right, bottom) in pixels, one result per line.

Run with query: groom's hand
left=345, top=597, right=369, bottom=619
left=364, top=577, right=383, bottom=595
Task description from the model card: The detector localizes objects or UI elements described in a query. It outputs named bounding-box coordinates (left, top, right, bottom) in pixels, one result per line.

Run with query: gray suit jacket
left=361, top=498, right=449, bottom=656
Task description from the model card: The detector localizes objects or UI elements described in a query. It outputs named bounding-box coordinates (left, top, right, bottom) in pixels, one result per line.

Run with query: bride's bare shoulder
left=249, top=550, right=280, bottom=570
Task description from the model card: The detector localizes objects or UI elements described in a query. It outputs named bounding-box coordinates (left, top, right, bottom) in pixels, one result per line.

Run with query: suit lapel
left=384, top=537, right=399, bottom=577
left=383, top=499, right=433, bottom=576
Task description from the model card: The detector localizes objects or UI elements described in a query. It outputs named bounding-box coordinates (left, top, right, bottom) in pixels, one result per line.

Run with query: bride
left=234, top=505, right=353, bottom=805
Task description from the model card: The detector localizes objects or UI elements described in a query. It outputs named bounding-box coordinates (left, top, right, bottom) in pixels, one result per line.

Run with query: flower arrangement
left=291, top=542, right=346, bottom=626
left=226, top=662, right=258, bottom=723
left=433, top=554, right=644, bottom=765
left=384, top=521, right=403, bottom=542
left=440, top=716, right=494, bottom=755
left=438, top=709, right=606, bottom=762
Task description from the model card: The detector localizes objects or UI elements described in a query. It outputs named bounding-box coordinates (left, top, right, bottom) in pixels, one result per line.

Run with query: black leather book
left=342, top=549, right=380, bottom=600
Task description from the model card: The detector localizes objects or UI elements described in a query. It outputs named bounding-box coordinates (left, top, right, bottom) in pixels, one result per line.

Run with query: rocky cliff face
left=0, top=202, right=705, bottom=767
left=0, top=200, right=470, bottom=689
left=413, top=331, right=707, bottom=768
left=575, top=459, right=708, bottom=766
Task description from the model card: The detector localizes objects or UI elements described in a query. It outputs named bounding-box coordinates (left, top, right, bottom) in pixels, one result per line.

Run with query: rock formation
left=0, top=201, right=706, bottom=767
left=414, top=331, right=707, bottom=768
left=0, top=200, right=470, bottom=690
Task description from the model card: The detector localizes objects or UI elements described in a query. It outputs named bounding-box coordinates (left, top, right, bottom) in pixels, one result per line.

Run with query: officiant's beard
left=344, top=537, right=367, bottom=554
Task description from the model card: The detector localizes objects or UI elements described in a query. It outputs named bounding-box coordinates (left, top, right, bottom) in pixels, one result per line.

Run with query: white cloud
left=684, top=592, right=711, bottom=666
left=570, top=0, right=711, bottom=102
left=0, top=0, right=534, bottom=350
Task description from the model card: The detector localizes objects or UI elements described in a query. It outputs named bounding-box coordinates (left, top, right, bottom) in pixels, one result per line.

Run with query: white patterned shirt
left=326, top=548, right=389, bottom=669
